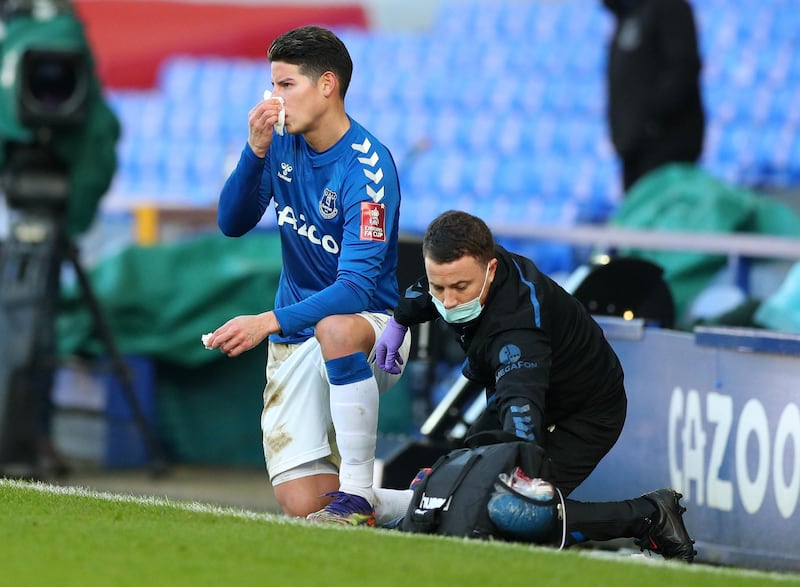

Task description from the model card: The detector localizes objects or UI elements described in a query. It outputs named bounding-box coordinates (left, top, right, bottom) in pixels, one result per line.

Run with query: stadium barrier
left=575, top=317, right=800, bottom=572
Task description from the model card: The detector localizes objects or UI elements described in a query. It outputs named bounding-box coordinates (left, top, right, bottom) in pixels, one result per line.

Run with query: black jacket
left=604, top=0, right=704, bottom=161
left=394, top=246, right=625, bottom=441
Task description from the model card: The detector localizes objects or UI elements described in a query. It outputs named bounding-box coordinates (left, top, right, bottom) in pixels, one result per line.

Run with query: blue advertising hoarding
left=572, top=318, right=800, bottom=572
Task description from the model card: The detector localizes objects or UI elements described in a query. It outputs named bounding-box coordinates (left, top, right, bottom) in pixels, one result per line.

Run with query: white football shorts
left=261, top=311, right=411, bottom=484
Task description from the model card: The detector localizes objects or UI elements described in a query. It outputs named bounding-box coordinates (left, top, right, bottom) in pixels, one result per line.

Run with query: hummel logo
left=278, top=162, right=293, bottom=183
left=420, top=494, right=451, bottom=510
left=405, top=284, right=423, bottom=298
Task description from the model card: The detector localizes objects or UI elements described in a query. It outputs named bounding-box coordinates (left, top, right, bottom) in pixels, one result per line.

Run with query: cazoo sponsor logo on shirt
left=276, top=204, right=339, bottom=254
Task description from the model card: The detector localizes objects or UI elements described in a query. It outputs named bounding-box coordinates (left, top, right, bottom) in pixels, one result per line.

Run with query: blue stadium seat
left=157, top=56, right=202, bottom=101
left=103, top=0, right=800, bottom=275
left=493, top=157, right=538, bottom=197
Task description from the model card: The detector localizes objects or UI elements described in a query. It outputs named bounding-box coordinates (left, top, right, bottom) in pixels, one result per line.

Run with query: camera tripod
left=0, top=206, right=168, bottom=477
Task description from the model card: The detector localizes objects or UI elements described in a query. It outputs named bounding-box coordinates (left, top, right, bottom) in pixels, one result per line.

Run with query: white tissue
left=263, top=90, right=285, bottom=135
left=201, top=333, right=213, bottom=349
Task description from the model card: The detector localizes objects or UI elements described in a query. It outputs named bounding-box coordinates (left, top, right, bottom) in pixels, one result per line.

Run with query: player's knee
left=274, top=482, right=334, bottom=517
left=315, top=315, right=353, bottom=349
left=316, top=315, right=373, bottom=358
left=277, top=491, right=328, bottom=518
left=272, top=462, right=339, bottom=517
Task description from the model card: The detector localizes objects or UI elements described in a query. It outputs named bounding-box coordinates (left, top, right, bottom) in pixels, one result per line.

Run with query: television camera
left=0, top=0, right=92, bottom=212
left=0, top=1, right=164, bottom=477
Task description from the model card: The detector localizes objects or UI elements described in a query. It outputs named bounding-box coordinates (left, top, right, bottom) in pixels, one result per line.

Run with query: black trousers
left=470, top=384, right=627, bottom=497
left=539, top=391, right=627, bottom=497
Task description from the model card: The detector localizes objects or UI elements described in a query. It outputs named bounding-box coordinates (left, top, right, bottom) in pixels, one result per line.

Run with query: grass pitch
left=2, top=479, right=798, bottom=587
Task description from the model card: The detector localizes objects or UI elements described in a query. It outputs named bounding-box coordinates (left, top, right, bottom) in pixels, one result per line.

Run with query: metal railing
left=492, top=223, right=800, bottom=293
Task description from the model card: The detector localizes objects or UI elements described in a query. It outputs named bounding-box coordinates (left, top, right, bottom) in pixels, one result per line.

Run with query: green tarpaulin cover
left=56, top=229, right=412, bottom=465
left=58, top=231, right=281, bottom=364
left=609, top=164, right=800, bottom=327
left=57, top=230, right=281, bottom=464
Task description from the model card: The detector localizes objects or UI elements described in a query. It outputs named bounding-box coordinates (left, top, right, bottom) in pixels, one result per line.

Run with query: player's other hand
left=205, top=312, right=279, bottom=357
left=375, top=317, right=408, bottom=374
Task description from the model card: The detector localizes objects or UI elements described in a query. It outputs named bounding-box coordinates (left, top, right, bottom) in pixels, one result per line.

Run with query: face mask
left=430, top=263, right=491, bottom=324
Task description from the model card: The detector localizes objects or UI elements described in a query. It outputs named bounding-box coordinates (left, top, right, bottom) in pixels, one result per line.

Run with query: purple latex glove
left=375, top=317, right=408, bottom=374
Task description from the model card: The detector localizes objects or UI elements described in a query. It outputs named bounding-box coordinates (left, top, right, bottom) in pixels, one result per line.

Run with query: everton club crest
left=319, top=188, right=338, bottom=219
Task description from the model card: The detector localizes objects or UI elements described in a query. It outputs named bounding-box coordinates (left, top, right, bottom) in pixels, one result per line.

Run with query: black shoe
left=635, top=488, right=697, bottom=562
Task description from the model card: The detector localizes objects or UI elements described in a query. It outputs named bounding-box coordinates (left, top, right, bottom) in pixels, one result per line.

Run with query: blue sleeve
left=217, top=144, right=273, bottom=236
left=274, top=278, right=373, bottom=336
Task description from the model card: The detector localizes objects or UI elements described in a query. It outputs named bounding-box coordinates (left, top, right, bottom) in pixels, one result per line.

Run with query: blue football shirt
left=218, top=116, right=402, bottom=343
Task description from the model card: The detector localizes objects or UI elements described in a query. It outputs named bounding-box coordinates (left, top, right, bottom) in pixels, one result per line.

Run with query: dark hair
left=267, top=25, right=353, bottom=99
left=422, top=210, right=495, bottom=264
